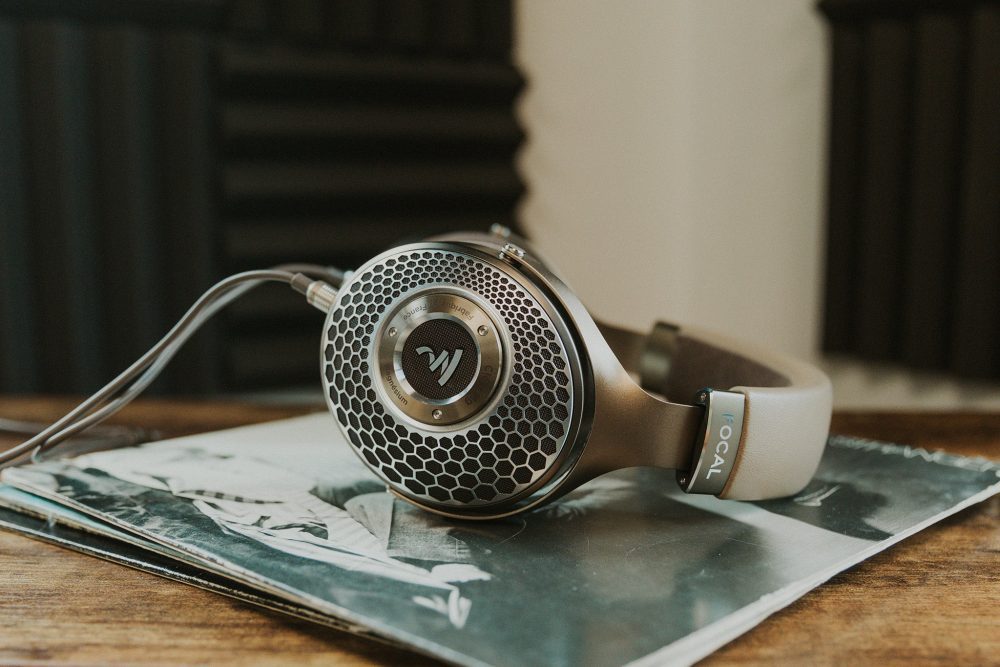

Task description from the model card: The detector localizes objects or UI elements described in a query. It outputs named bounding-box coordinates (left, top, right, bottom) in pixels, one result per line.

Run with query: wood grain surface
left=0, top=397, right=997, bottom=666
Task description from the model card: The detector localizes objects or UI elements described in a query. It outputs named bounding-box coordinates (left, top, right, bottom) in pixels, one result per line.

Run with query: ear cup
left=322, top=244, right=583, bottom=513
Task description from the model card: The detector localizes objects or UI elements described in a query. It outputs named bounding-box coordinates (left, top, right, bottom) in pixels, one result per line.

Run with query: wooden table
left=0, top=397, right=997, bottom=665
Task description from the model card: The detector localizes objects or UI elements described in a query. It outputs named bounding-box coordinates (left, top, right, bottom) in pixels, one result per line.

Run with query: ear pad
left=321, top=244, right=584, bottom=512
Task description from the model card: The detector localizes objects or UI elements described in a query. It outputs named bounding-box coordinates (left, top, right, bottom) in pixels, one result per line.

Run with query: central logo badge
left=415, top=346, right=464, bottom=386
left=380, top=292, right=502, bottom=424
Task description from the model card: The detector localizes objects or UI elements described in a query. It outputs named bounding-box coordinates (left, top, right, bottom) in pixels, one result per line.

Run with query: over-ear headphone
left=321, top=228, right=832, bottom=519
left=0, top=227, right=831, bottom=521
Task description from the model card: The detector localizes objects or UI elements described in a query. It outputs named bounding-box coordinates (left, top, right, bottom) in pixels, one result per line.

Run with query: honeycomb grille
left=322, top=249, right=575, bottom=507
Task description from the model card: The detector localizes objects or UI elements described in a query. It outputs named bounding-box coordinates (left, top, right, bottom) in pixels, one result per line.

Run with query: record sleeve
left=2, top=414, right=998, bottom=666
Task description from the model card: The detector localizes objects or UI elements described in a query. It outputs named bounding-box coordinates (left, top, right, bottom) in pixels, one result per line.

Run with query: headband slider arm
left=677, top=388, right=745, bottom=496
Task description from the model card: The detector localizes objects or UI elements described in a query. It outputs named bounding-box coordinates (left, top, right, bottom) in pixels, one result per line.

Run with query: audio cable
left=0, top=264, right=343, bottom=468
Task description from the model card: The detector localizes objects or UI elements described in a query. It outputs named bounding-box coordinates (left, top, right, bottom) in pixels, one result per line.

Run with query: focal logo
left=415, top=346, right=464, bottom=386
left=680, top=389, right=745, bottom=496
left=378, top=291, right=503, bottom=425
left=704, top=412, right=736, bottom=480
left=400, top=318, right=479, bottom=401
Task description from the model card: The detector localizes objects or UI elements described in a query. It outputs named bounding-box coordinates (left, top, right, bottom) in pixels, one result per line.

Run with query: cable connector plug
left=291, top=273, right=338, bottom=313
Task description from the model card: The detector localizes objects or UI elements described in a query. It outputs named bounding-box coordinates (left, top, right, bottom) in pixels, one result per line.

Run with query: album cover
left=0, top=498, right=378, bottom=640
left=2, top=414, right=998, bottom=666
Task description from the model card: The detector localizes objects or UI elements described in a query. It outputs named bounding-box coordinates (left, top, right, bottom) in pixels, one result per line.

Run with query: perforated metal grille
left=322, top=249, right=575, bottom=507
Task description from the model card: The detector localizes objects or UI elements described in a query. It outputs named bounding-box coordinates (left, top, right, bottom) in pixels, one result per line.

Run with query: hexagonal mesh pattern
left=322, top=249, right=575, bottom=507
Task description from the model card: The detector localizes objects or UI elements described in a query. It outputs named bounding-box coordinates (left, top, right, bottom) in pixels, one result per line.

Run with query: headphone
left=0, top=227, right=831, bottom=521
left=321, top=228, right=832, bottom=519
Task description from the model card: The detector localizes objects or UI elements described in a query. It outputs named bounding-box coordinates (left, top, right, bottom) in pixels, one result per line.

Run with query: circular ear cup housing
left=321, top=243, right=585, bottom=515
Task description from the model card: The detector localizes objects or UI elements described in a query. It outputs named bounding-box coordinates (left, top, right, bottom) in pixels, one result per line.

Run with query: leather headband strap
left=603, top=321, right=832, bottom=500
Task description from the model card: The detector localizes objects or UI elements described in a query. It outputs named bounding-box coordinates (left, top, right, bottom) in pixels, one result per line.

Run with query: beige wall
left=516, top=1, right=826, bottom=358
left=514, top=0, right=1000, bottom=409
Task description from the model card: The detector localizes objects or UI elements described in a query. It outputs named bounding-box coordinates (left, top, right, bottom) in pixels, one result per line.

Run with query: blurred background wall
left=516, top=0, right=1000, bottom=409
left=0, top=0, right=523, bottom=395
left=1, top=0, right=998, bottom=410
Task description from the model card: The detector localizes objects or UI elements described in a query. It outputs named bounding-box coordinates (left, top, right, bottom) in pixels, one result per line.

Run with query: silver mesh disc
left=322, top=248, right=576, bottom=508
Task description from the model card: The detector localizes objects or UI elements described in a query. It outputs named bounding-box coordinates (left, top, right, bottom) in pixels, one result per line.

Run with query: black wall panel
left=0, top=0, right=523, bottom=394
left=19, top=23, right=105, bottom=392
left=0, top=21, right=35, bottom=392
left=820, top=0, right=1000, bottom=380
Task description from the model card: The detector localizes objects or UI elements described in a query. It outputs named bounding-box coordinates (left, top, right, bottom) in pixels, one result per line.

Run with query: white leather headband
left=606, top=321, right=832, bottom=500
